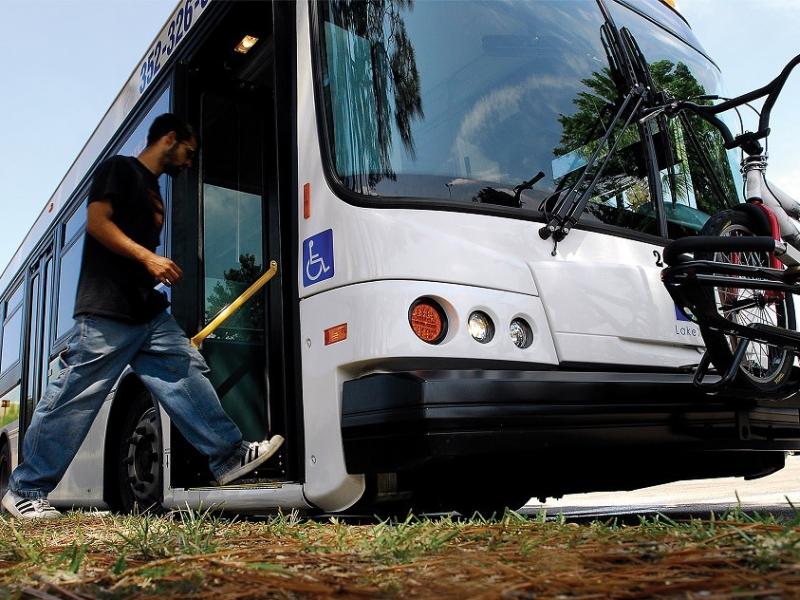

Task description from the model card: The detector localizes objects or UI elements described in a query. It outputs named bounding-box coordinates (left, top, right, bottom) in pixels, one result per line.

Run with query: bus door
left=168, top=1, right=291, bottom=489
left=199, top=90, right=275, bottom=450
left=20, top=247, right=53, bottom=454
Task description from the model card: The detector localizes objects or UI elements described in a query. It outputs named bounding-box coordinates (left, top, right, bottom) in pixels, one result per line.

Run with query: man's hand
left=143, top=253, right=183, bottom=286
left=87, top=201, right=183, bottom=285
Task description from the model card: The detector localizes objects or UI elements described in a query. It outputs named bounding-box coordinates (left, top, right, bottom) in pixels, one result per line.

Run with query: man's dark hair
left=146, top=113, right=199, bottom=147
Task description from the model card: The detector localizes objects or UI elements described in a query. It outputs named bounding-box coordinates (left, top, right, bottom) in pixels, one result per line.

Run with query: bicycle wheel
left=697, top=209, right=795, bottom=391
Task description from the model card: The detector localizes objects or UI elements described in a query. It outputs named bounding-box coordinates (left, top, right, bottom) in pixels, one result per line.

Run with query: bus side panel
left=529, top=230, right=705, bottom=366
left=299, top=280, right=558, bottom=511
left=1, top=422, right=19, bottom=472
left=47, top=401, right=111, bottom=508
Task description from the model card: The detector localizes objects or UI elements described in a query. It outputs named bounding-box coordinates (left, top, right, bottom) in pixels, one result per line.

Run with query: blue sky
left=0, top=1, right=174, bottom=272
left=0, top=0, right=798, bottom=271
left=680, top=0, right=800, bottom=195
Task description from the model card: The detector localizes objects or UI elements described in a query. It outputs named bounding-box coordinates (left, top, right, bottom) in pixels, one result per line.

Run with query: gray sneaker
left=217, top=435, right=284, bottom=485
left=1, top=490, right=63, bottom=520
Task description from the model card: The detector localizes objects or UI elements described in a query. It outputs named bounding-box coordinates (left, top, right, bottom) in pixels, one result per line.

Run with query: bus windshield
left=315, top=0, right=740, bottom=236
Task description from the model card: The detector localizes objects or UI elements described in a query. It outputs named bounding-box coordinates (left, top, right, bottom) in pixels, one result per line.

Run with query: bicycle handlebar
left=663, top=236, right=777, bottom=266
left=641, top=53, right=800, bottom=153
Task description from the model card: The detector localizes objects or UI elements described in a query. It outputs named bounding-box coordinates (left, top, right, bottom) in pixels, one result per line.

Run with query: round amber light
left=409, top=299, right=447, bottom=344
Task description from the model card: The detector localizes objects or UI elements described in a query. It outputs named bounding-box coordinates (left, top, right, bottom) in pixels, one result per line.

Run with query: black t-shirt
left=74, top=156, right=169, bottom=323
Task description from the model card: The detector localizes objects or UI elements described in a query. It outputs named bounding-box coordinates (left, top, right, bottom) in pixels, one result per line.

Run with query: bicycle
left=656, top=53, right=800, bottom=396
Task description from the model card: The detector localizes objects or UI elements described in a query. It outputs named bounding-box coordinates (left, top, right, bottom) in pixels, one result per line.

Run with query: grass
left=1, top=506, right=800, bottom=598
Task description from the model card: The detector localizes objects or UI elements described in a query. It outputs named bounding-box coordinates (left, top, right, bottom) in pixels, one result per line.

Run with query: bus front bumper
left=341, top=370, right=800, bottom=473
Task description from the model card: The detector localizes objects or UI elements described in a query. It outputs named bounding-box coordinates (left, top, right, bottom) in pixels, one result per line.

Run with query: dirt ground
left=2, top=509, right=800, bottom=599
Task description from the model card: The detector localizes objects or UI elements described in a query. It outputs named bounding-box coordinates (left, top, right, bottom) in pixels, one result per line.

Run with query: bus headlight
left=509, top=318, right=533, bottom=349
left=468, top=311, right=494, bottom=343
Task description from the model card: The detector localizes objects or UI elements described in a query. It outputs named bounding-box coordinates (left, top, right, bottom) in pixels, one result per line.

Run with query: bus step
left=186, top=481, right=290, bottom=492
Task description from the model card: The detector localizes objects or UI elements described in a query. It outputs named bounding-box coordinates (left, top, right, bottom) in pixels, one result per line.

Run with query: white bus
left=1, top=0, right=798, bottom=515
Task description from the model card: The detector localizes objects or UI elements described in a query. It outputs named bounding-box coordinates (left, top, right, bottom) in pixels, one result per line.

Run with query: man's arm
left=87, top=201, right=183, bottom=285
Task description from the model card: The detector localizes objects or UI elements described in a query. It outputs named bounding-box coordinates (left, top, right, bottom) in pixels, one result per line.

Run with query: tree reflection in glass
left=322, top=0, right=423, bottom=191
left=205, top=253, right=264, bottom=344
left=554, top=49, right=738, bottom=234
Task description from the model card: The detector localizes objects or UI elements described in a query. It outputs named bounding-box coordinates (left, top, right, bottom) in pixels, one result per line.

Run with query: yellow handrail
left=190, top=260, right=278, bottom=349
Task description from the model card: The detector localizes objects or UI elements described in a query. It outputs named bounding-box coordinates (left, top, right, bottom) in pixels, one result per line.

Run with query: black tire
left=0, top=440, right=10, bottom=500
left=698, top=209, right=796, bottom=391
left=117, top=391, right=163, bottom=513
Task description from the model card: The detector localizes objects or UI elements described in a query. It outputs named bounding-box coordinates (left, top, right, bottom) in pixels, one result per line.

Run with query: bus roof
left=0, top=0, right=214, bottom=294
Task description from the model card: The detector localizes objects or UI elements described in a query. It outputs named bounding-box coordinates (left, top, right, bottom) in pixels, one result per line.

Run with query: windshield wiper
left=538, top=85, right=645, bottom=243
left=539, top=19, right=651, bottom=244
left=540, top=10, right=683, bottom=246
left=621, top=27, right=680, bottom=209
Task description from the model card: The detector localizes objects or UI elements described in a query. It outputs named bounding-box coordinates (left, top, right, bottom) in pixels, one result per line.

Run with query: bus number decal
left=303, top=230, right=335, bottom=287
left=138, top=0, right=213, bottom=96
left=166, top=21, right=176, bottom=56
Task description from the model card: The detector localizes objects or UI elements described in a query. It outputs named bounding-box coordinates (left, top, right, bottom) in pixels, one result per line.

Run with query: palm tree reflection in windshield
left=325, top=0, right=424, bottom=191
left=553, top=58, right=738, bottom=226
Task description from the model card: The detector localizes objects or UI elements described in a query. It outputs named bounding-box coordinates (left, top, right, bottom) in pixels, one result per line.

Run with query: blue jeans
left=10, top=312, right=250, bottom=500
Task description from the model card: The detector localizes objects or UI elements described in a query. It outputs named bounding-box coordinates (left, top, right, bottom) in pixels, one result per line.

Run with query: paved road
left=522, top=454, right=800, bottom=520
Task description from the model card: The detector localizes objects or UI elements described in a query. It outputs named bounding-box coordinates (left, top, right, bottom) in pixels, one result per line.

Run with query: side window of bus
left=55, top=204, right=86, bottom=341
left=0, top=385, right=20, bottom=428
left=0, top=283, right=25, bottom=374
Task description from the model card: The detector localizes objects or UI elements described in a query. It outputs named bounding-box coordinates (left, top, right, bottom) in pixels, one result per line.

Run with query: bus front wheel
left=117, top=391, right=163, bottom=513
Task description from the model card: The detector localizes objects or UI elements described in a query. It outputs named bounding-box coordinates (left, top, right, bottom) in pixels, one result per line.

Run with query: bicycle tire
left=696, top=209, right=795, bottom=391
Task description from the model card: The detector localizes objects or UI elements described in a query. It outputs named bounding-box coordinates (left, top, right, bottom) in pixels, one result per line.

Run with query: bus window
left=315, top=0, right=739, bottom=240
left=53, top=204, right=87, bottom=341
left=203, top=184, right=264, bottom=338
left=40, top=257, right=53, bottom=390
left=201, top=94, right=265, bottom=342
left=0, top=385, right=20, bottom=429
left=54, top=232, right=83, bottom=341
left=63, top=203, right=86, bottom=244
left=0, top=284, right=24, bottom=373
left=25, top=272, right=40, bottom=397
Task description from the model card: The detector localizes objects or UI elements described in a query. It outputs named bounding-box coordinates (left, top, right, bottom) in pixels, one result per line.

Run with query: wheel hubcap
left=124, top=408, right=160, bottom=503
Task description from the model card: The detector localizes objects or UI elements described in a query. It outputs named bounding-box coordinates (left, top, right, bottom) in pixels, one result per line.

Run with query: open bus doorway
left=168, top=1, right=290, bottom=491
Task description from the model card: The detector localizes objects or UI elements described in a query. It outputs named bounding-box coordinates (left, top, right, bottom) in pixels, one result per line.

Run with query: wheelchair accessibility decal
left=303, top=229, right=335, bottom=287
left=674, top=304, right=699, bottom=338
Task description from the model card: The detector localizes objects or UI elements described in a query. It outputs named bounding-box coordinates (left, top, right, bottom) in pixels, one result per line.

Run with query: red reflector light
left=409, top=298, right=447, bottom=344
left=325, top=323, right=348, bottom=345
left=304, top=183, right=311, bottom=219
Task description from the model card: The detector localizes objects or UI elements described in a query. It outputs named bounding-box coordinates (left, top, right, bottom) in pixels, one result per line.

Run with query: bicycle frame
left=743, top=156, right=800, bottom=251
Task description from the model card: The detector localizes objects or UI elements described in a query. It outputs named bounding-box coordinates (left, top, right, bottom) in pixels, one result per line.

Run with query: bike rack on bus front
left=663, top=258, right=800, bottom=398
